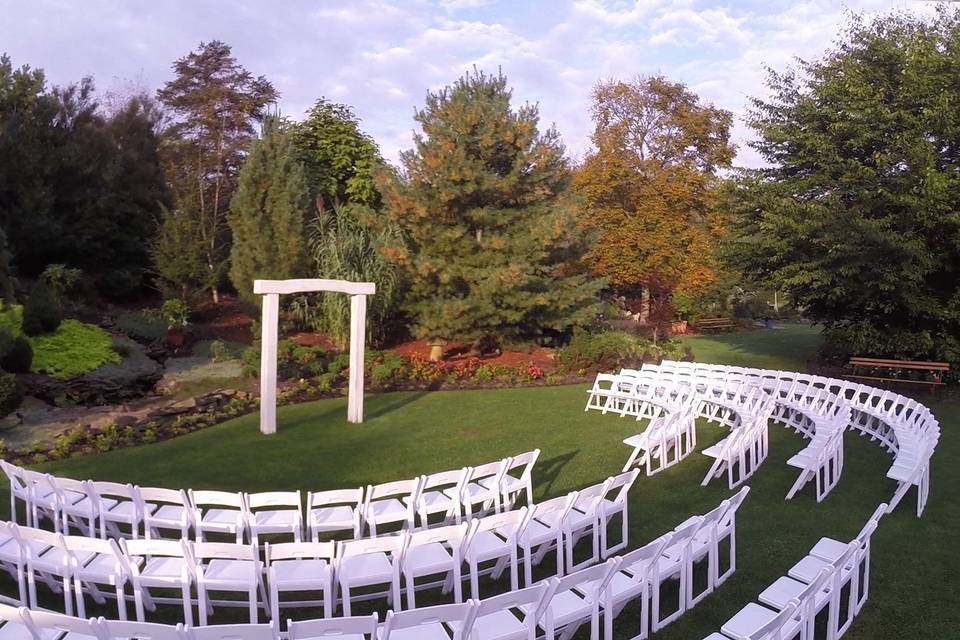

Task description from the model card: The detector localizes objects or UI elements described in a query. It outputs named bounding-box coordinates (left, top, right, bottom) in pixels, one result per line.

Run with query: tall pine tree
left=384, top=69, right=602, bottom=349
left=229, top=119, right=309, bottom=305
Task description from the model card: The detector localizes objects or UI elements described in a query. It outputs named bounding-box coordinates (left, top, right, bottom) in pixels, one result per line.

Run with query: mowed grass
left=4, top=325, right=957, bottom=639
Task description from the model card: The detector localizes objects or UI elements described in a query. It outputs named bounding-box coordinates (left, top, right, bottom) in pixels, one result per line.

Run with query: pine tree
left=384, top=69, right=603, bottom=348
left=229, top=118, right=309, bottom=306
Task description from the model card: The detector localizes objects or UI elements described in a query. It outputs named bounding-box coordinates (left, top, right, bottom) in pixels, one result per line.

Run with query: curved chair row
left=0, top=452, right=541, bottom=543
left=588, top=360, right=938, bottom=516
left=0, top=471, right=641, bottom=625
left=0, top=487, right=750, bottom=640
left=703, top=503, right=885, bottom=640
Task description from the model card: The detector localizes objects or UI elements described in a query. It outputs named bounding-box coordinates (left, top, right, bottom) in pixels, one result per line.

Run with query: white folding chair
left=17, top=526, right=75, bottom=614
left=363, top=480, right=420, bottom=537
left=414, top=469, right=468, bottom=527
left=527, top=559, right=620, bottom=640
left=402, top=523, right=469, bottom=609
left=20, top=607, right=100, bottom=640
left=651, top=516, right=702, bottom=631
left=188, top=621, right=275, bottom=640
left=0, top=462, right=31, bottom=526
left=63, top=534, right=130, bottom=620
left=757, top=567, right=832, bottom=640
left=287, top=614, right=378, bottom=640
left=598, top=470, right=640, bottom=558
left=807, top=503, right=885, bottom=616
left=191, top=542, right=267, bottom=625
left=461, top=461, right=509, bottom=518
left=25, top=472, right=69, bottom=533
left=464, top=508, right=528, bottom=600
left=265, top=541, right=336, bottom=625
left=0, top=603, right=34, bottom=640
left=462, top=582, right=550, bottom=640
left=563, top=479, right=611, bottom=573
left=517, top=494, right=575, bottom=587
left=0, top=521, right=31, bottom=604
left=245, top=491, right=303, bottom=547
left=57, top=477, right=114, bottom=538
left=307, top=489, right=363, bottom=541
left=97, top=617, right=187, bottom=640
left=682, top=499, right=732, bottom=608
left=189, top=491, right=247, bottom=544
left=337, top=535, right=405, bottom=616
left=139, top=488, right=192, bottom=541
left=715, top=486, right=750, bottom=587
left=719, top=600, right=801, bottom=640
left=481, top=450, right=539, bottom=511
left=380, top=601, right=476, bottom=640
left=90, top=482, right=150, bottom=540
left=122, top=538, right=194, bottom=626
left=600, top=534, right=672, bottom=640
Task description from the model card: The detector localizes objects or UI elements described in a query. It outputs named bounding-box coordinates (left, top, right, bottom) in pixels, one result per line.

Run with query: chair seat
left=758, top=575, right=808, bottom=609
left=519, top=520, right=558, bottom=548
left=416, top=491, right=456, bottom=513
left=720, top=602, right=779, bottom=638
left=463, top=483, right=496, bottom=503
left=368, top=499, right=408, bottom=522
left=702, top=442, right=727, bottom=458
left=404, top=543, right=453, bottom=575
left=340, top=553, right=394, bottom=585
left=578, top=570, right=640, bottom=604
left=376, top=623, right=450, bottom=640
left=105, top=501, right=140, bottom=521
left=35, top=548, right=94, bottom=572
left=565, top=508, right=596, bottom=532
left=469, top=531, right=511, bottom=562
left=809, top=537, right=847, bottom=562
left=66, top=496, right=118, bottom=515
left=150, top=505, right=189, bottom=525
left=522, top=589, right=591, bottom=629
left=139, top=557, right=190, bottom=582
left=310, top=506, right=355, bottom=530
left=76, top=555, right=124, bottom=583
left=252, top=510, right=300, bottom=530
left=702, top=634, right=728, bottom=640
left=787, top=555, right=832, bottom=583
left=271, top=559, right=330, bottom=586
left=0, top=620, right=36, bottom=640
left=451, top=609, right=524, bottom=640
left=201, top=558, right=257, bottom=586
left=200, top=509, right=242, bottom=529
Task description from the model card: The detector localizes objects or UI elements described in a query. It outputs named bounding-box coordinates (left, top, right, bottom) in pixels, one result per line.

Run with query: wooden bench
left=846, top=357, right=950, bottom=388
left=695, top=317, right=735, bottom=332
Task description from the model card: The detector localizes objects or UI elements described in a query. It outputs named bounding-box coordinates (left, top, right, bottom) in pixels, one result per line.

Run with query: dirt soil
left=191, top=295, right=255, bottom=344
left=391, top=339, right=555, bottom=367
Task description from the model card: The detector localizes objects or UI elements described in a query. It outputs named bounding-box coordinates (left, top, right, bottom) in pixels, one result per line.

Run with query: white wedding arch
left=254, top=278, right=376, bottom=433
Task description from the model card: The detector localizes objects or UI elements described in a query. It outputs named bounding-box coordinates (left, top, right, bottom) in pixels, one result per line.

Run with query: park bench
left=695, top=317, right=735, bottom=332
left=846, top=356, right=950, bottom=388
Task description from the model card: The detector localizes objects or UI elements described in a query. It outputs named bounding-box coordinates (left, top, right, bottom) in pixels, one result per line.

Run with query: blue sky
left=0, top=0, right=937, bottom=167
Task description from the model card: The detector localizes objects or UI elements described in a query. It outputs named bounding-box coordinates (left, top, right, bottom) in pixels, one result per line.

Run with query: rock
left=113, top=415, right=139, bottom=428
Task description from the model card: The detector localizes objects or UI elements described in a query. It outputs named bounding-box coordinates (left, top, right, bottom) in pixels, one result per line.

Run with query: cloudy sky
left=0, top=0, right=937, bottom=167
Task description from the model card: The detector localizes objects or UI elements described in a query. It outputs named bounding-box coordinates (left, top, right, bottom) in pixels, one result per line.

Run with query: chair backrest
left=366, top=479, right=419, bottom=502
left=551, top=557, right=620, bottom=602
left=505, top=449, right=539, bottom=481
left=472, top=582, right=549, bottom=635
left=470, top=506, right=528, bottom=539
left=618, top=533, right=671, bottom=582
left=381, top=601, right=476, bottom=640
left=308, top=488, right=364, bottom=509
left=407, top=522, right=469, bottom=549
left=98, top=617, right=187, bottom=640
left=287, top=613, right=378, bottom=639
left=63, top=534, right=127, bottom=572
left=0, top=461, right=28, bottom=495
left=122, top=537, right=189, bottom=560
left=192, top=541, right=257, bottom=562
left=17, top=525, right=65, bottom=561
left=528, top=494, right=576, bottom=527
left=338, top=534, right=407, bottom=559
left=603, top=469, right=640, bottom=506
left=857, top=503, right=887, bottom=542
left=665, top=515, right=703, bottom=557
left=21, top=608, right=99, bottom=639
left=266, top=541, right=336, bottom=563
left=91, top=481, right=138, bottom=503
left=246, top=490, right=301, bottom=511
left=466, top=459, right=508, bottom=485
left=189, top=490, right=245, bottom=510
left=748, top=600, right=799, bottom=640
left=0, top=603, right=26, bottom=628
left=138, top=487, right=190, bottom=509
left=421, top=468, right=468, bottom=492
left=189, top=621, right=276, bottom=640
left=571, top=479, right=611, bottom=514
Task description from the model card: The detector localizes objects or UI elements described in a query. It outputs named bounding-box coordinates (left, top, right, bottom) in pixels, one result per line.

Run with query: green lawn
left=7, top=326, right=957, bottom=639
left=679, top=323, right=824, bottom=372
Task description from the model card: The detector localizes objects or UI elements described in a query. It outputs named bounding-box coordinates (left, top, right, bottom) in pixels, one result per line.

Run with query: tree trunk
left=639, top=286, right=650, bottom=324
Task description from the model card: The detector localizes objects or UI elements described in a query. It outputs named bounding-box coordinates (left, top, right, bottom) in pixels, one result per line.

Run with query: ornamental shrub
left=22, top=280, right=62, bottom=336
left=555, top=331, right=643, bottom=372
left=0, top=371, right=24, bottom=417
left=1, top=336, right=33, bottom=373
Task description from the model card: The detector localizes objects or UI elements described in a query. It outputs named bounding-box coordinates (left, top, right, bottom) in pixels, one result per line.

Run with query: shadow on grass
left=364, top=391, right=431, bottom=420
left=534, top=450, right=579, bottom=500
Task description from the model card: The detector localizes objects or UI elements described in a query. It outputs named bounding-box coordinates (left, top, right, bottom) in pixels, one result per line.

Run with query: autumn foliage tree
left=573, top=76, right=734, bottom=321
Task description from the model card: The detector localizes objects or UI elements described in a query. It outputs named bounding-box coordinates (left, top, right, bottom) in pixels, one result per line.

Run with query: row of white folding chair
left=700, top=412, right=769, bottom=490
left=621, top=405, right=698, bottom=476
left=706, top=503, right=885, bottom=640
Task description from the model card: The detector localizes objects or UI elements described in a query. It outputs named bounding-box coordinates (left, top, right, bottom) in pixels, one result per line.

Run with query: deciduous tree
left=157, top=41, right=278, bottom=303
left=573, top=75, right=734, bottom=321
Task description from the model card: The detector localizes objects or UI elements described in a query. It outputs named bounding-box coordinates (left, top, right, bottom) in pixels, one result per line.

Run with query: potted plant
left=160, top=299, right=190, bottom=348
